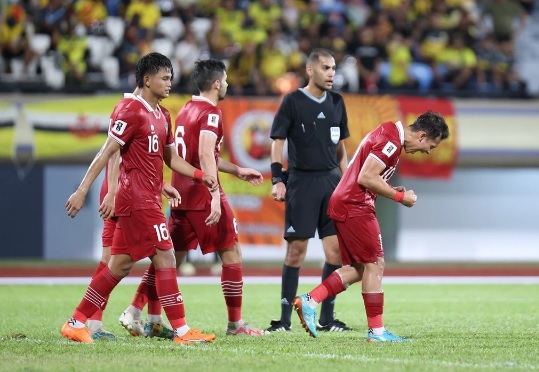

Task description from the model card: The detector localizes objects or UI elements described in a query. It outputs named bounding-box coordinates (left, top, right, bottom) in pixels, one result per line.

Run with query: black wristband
left=271, top=162, right=283, bottom=179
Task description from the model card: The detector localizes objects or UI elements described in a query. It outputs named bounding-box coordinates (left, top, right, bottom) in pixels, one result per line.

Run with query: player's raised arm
left=66, top=137, right=120, bottom=218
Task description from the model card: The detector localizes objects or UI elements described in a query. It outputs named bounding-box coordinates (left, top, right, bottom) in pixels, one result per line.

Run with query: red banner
left=397, top=96, right=458, bottom=179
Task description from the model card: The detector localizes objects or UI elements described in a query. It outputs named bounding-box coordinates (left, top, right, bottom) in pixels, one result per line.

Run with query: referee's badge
left=330, top=127, right=340, bottom=144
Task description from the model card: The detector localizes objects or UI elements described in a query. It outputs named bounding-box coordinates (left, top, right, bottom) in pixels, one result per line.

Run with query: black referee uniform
left=270, top=88, right=350, bottom=239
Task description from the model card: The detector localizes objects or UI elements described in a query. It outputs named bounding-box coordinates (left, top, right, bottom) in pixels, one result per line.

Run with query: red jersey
left=108, top=95, right=174, bottom=215
left=171, top=96, right=223, bottom=210
left=328, top=121, right=404, bottom=221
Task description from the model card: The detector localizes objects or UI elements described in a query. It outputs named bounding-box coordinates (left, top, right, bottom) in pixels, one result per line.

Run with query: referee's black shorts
left=283, top=168, right=341, bottom=240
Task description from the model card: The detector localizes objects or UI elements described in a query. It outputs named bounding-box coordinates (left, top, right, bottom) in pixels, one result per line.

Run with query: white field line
left=1, top=276, right=539, bottom=285
left=12, top=337, right=537, bottom=370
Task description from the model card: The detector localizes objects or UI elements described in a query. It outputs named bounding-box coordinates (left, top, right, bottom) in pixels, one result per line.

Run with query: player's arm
left=66, top=137, right=120, bottom=218
left=99, top=149, right=120, bottom=219
left=162, top=181, right=181, bottom=208
left=357, top=156, right=416, bottom=207
left=218, top=157, right=263, bottom=185
left=200, top=133, right=221, bottom=226
left=270, top=138, right=286, bottom=202
left=336, top=139, right=348, bottom=175
left=164, top=146, right=217, bottom=191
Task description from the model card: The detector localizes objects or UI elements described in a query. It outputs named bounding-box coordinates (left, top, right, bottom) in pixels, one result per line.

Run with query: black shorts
left=284, top=168, right=341, bottom=239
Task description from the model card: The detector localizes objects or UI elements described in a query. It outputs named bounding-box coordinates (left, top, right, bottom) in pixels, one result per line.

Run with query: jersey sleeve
left=162, top=107, right=174, bottom=147
left=369, top=133, right=400, bottom=167
left=108, top=102, right=139, bottom=147
left=270, top=94, right=292, bottom=139
left=199, top=107, right=221, bottom=138
left=338, top=97, right=350, bottom=141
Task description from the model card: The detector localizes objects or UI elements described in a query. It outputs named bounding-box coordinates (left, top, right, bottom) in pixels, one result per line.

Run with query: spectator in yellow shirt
left=0, top=3, right=38, bottom=75
left=57, top=23, right=89, bottom=84
left=74, top=0, right=108, bottom=35
left=435, top=32, right=477, bottom=90
left=247, top=0, right=282, bottom=32
left=125, top=0, right=161, bottom=40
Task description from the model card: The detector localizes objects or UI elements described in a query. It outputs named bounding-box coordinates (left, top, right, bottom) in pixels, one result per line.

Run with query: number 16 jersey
left=108, top=95, right=174, bottom=216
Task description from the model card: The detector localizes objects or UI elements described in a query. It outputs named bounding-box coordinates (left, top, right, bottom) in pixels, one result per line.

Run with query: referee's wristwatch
left=271, top=176, right=284, bottom=185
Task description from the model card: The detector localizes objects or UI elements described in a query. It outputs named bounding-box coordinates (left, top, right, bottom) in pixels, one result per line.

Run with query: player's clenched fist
left=202, top=174, right=218, bottom=192
left=401, top=190, right=417, bottom=208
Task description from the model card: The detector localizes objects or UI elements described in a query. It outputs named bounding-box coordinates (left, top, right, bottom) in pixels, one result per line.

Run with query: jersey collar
left=192, top=95, right=216, bottom=106
left=395, top=121, right=404, bottom=145
left=299, top=88, right=327, bottom=103
left=134, top=95, right=155, bottom=112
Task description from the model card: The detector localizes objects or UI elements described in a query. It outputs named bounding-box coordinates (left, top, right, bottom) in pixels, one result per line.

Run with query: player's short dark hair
left=306, top=48, right=334, bottom=65
left=135, top=52, right=173, bottom=88
left=410, top=110, right=450, bottom=140
left=192, top=59, right=226, bottom=92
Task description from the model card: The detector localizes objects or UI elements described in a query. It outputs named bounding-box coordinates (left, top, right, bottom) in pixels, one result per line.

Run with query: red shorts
left=334, top=213, right=384, bottom=265
left=168, top=200, right=238, bottom=255
left=101, top=218, right=117, bottom=247
left=112, top=208, right=173, bottom=262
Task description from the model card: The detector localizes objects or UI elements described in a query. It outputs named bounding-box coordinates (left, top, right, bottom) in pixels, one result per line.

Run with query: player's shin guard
left=131, top=264, right=154, bottom=311
left=319, top=263, right=343, bottom=324
left=221, top=263, right=243, bottom=322
left=88, top=261, right=109, bottom=321
left=155, top=268, right=186, bottom=328
left=73, top=267, right=121, bottom=323
left=362, top=292, right=384, bottom=329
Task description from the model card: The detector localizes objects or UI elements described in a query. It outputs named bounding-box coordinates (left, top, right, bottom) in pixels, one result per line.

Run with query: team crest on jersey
left=112, top=120, right=127, bottom=135
left=208, top=114, right=219, bottom=128
left=382, top=141, right=397, bottom=157
left=330, top=127, right=340, bottom=144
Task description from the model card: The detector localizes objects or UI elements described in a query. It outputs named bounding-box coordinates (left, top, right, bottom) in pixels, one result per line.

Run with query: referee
left=266, top=48, right=351, bottom=333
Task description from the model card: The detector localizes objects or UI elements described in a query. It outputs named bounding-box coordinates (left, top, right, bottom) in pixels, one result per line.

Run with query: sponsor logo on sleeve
left=208, top=114, right=219, bottom=128
left=382, top=141, right=397, bottom=157
left=112, top=120, right=127, bottom=135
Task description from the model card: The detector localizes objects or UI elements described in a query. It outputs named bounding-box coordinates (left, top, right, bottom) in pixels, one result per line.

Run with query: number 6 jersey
left=171, top=95, right=224, bottom=211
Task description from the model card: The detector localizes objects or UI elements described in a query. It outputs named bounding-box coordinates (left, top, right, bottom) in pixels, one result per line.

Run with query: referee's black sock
left=280, top=265, right=300, bottom=326
left=319, top=262, right=341, bottom=325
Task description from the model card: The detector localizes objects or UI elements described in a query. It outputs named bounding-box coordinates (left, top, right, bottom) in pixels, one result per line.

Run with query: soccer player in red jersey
left=293, top=111, right=449, bottom=342
left=168, top=59, right=268, bottom=336
left=61, top=53, right=218, bottom=344
left=87, top=91, right=181, bottom=340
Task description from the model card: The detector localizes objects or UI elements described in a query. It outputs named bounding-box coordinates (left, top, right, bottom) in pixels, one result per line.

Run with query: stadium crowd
left=0, top=0, right=535, bottom=96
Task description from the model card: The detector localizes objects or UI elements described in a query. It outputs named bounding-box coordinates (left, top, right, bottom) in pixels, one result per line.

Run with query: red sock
left=131, top=264, right=154, bottom=312
left=145, top=265, right=161, bottom=316
left=155, top=268, right=185, bottom=329
left=221, top=263, right=243, bottom=322
left=362, top=292, right=384, bottom=329
left=72, top=267, right=121, bottom=323
left=89, top=261, right=108, bottom=321
left=310, top=271, right=346, bottom=303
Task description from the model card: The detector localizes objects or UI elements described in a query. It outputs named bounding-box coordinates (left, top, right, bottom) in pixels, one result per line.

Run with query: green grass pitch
left=0, top=283, right=538, bottom=371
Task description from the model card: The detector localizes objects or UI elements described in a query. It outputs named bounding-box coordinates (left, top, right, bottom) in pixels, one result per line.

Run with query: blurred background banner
left=397, top=96, right=458, bottom=179
left=2, top=94, right=539, bottom=262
